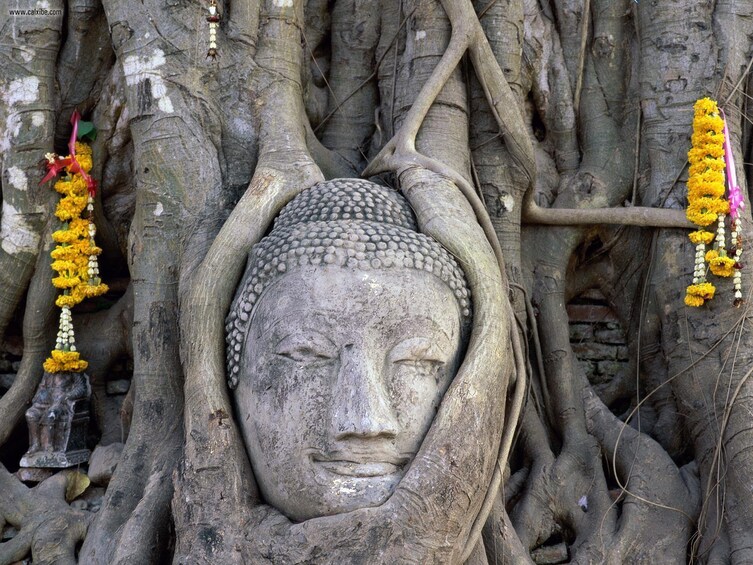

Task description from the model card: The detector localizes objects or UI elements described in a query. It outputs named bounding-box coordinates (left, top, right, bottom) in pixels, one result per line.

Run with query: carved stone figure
left=227, top=179, right=473, bottom=522
left=20, top=371, right=91, bottom=469
left=171, top=174, right=512, bottom=563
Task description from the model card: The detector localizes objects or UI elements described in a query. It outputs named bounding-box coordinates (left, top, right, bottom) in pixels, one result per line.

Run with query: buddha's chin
left=268, top=466, right=403, bottom=523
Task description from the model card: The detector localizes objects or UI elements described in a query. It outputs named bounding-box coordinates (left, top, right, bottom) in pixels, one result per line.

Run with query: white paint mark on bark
left=578, top=495, right=588, bottom=511
left=31, top=112, right=45, bottom=127
left=122, top=49, right=174, bottom=114
left=0, top=114, right=22, bottom=152
left=154, top=202, right=164, bottom=216
left=415, top=30, right=426, bottom=40
left=500, top=193, right=514, bottom=212
left=274, top=0, right=294, bottom=6
left=0, top=202, right=40, bottom=255
left=7, top=167, right=28, bottom=191
left=123, top=50, right=167, bottom=82
left=158, top=97, right=174, bottom=113
left=38, top=0, right=51, bottom=8
left=2, top=77, right=40, bottom=106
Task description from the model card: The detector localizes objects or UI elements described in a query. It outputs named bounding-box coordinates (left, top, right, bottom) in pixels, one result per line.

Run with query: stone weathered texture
left=597, top=361, right=627, bottom=379
left=16, top=467, right=54, bottom=483
left=594, top=324, right=626, bottom=345
left=570, top=323, right=594, bottom=342
left=20, top=372, right=91, bottom=469
left=105, top=379, right=130, bottom=395
left=571, top=342, right=622, bottom=361
left=568, top=296, right=629, bottom=386
left=88, top=442, right=124, bottom=486
left=230, top=180, right=470, bottom=522
left=0, top=374, right=14, bottom=390
left=566, top=304, right=618, bottom=323
left=191, top=176, right=511, bottom=563
left=226, top=180, right=471, bottom=389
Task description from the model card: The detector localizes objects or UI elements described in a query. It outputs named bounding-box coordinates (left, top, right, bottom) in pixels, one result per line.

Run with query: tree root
left=523, top=203, right=693, bottom=228
left=461, top=301, right=527, bottom=562
left=482, top=494, right=534, bottom=564
left=175, top=2, right=324, bottom=561
left=0, top=465, right=91, bottom=565
left=75, top=286, right=133, bottom=443
left=0, top=227, right=58, bottom=446
left=0, top=2, right=64, bottom=448
left=55, top=0, right=114, bottom=144
left=80, top=0, right=247, bottom=559
left=578, top=387, right=699, bottom=563
left=0, top=1, right=61, bottom=357
left=318, top=0, right=381, bottom=169
left=363, top=4, right=520, bottom=557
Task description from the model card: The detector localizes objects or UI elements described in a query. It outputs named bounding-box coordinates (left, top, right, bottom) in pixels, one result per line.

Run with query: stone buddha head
left=225, top=179, right=472, bottom=522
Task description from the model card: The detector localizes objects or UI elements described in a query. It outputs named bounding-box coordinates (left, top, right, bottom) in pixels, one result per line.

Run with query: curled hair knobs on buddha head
left=225, top=178, right=472, bottom=388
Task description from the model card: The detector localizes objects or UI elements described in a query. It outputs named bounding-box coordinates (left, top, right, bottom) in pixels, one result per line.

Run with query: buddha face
left=234, top=265, right=463, bottom=522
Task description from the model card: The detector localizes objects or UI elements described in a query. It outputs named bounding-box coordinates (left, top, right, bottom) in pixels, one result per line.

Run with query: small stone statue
left=20, top=371, right=91, bottom=469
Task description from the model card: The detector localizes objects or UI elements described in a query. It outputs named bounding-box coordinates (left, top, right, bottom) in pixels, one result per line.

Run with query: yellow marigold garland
left=685, top=98, right=728, bottom=307
left=689, top=230, right=715, bottom=245
left=685, top=281, right=715, bottom=308
left=42, top=137, right=108, bottom=374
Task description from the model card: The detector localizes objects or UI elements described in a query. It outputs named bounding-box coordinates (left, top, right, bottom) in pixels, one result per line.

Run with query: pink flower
left=40, top=154, right=73, bottom=184
left=39, top=110, right=97, bottom=197
left=722, top=111, right=745, bottom=219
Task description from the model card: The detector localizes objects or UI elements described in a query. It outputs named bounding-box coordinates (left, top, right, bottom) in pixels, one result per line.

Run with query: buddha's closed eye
left=388, top=337, right=448, bottom=367
left=274, top=332, right=338, bottom=363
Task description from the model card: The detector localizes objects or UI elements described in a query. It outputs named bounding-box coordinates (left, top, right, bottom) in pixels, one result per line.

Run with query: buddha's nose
left=330, top=344, right=399, bottom=440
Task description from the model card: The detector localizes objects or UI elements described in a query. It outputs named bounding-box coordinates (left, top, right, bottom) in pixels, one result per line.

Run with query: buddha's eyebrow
left=255, top=309, right=335, bottom=335
left=391, top=316, right=454, bottom=344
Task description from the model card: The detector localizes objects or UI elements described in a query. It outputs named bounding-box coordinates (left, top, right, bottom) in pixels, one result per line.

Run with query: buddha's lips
left=310, top=449, right=408, bottom=478
left=313, top=458, right=402, bottom=478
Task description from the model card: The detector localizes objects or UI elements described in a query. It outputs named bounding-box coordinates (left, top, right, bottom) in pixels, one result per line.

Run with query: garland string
left=685, top=98, right=729, bottom=307
left=41, top=112, right=108, bottom=373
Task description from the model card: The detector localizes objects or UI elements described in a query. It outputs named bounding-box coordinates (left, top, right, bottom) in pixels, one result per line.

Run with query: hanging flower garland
left=722, top=111, right=745, bottom=306
left=41, top=111, right=108, bottom=373
left=206, top=0, right=220, bottom=59
left=685, top=98, right=729, bottom=307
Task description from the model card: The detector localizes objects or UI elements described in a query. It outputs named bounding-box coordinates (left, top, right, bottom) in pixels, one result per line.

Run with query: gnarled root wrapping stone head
left=226, top=179, right=473, bottom=522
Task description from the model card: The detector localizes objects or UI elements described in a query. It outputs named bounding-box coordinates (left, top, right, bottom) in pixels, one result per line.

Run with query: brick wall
left=567, top=291, right=628, bottom=384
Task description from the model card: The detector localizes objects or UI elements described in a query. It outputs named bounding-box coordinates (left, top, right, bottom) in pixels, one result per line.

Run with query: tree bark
left=1, top=0, right=753, bottom=562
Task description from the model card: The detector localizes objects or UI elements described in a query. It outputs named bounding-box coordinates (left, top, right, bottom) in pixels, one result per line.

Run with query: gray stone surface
left=71, top=499, right=88, bottom=511
left=87, top=442, right=124, bottom=486
left=569, top=310, right=629, bottom=386
left=20, top=449, right=90, bottom=469
left=0, top=373, right=14, bottom=389
left=594, top=327, right=626, bottom=345
left=570, top=323, right=594, bottom=342
left=571, top=342, right=621, bottom=361
left=16, top=467, right=54, bottom=483
left=106, top=379, right=130, bottom=395
left=21, top=372, right=91, bottom=469
left=229, top=180, right=472, bottom=524
left=597, top=361, right=628, bottom=379
left=234, top=266, right=464, bottom=521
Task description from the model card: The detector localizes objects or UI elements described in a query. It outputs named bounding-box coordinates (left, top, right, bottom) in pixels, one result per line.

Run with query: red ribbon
left=41, top=110, right=98, bottom=197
